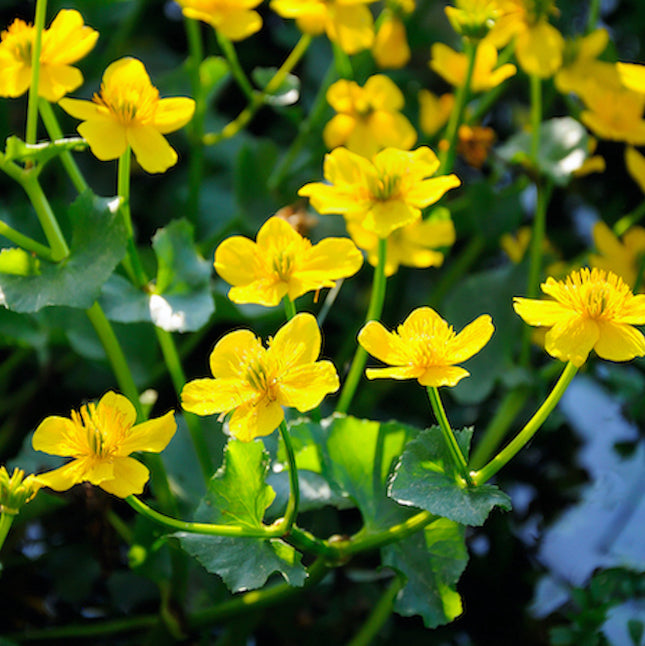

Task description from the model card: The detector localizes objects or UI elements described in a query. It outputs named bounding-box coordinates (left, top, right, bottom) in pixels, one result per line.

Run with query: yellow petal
left=42, top=10, right=98, bottom=65
left=215, top=236, right=263, bottom=288
left=97, top=391, right=137, bottom=430
left=58, top=97, right=105, bottom=121
left=209, top=329, right=262, bottom=378
left=447, top=314, right=494, bottom=363
left=99, top=457, right=150, bottom=497
left=152, top=97, right=196, bottom=134
left=617, top=62, right=645, bottom=93
left=594, top=321, right=645, bottom=362
left=0, top=62, right=31, bottom=98
left=513, top=297, right=572, bottom=327
left=364, top=199, right=419, bottom=237
left=117, top=410, right=177, bottom=456
left=367, top=111, right=417, bottom=151
left=181, top=377, right=255, bottom=416
left=365, top=365, right=422, bottom=380
left=363, top=74, right=404, bottom=111
left=32, top=416, right=83, bottom=456
left=127, top=125, right=178, bottom=173
left=372, top=15, right=410, bottom=69
left=296, top=237, right=363, bottom=279
left=228, top=280, right=287, bottom=306
left=216, top=10, right=263, bottom=41
left=39, top=64, right=83, bottom=102
left=323, top=114, right=358, bottom=150
left=78, top=118, right=128, bottom=161
left=277, top=361, right=340, bottom=411
left=270, top=312, right=321, bottom=368
left=404, top=175, right=462, bottom=208
left=515, top=21, right=564, bottom=78
left=36, top=459, right=88, bottom=492
left=418, top=365, right=470, bottom=387
left=229, top=400, right=284, bottom=441
left=545, top=316, right=599, bottom=366
left=358, top=320, right=408, bottom=365
left=327, top=4, right=374, bottom=55
left=625, top=146, right=645, bottom=193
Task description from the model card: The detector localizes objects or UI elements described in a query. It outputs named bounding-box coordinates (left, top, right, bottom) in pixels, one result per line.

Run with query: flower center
left=93, top=79, right=159, bottom=126
left=371, top=172, right=402, bottom=201
left=401, top=317, right=453, bottom=367
left=562, top=269, right=633, bottom=320
left=245, top=356, right=279, bottom=400
left=272, top=250, right=295, bottom=281
left=2, top=20, right=34, bottom=64
left=72, top=403, right=110, bottom=457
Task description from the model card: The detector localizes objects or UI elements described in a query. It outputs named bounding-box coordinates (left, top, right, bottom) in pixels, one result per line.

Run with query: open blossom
left=175, top=0, right=263, bottom=41
left=358, top=307, right=494, bottom=387
left=181, top=313, right=340, bottom=441
left=271, top=0, right=376, bottom=55
left=323, top=75, right=417, bottom=157
left=0, top=9, right=98, bottom=102
left=214, top=215, right=363, bottom=306
left=299, top=146, right=461, bottom=238
left=59, top=57, right=195, bottom=174
left=347, top=214, right=455, bottom=276
left=32, top=392, right=176, bottom=498
left=372, top=0, right=415, bottom=69
left=513, top=268, right=645, bottom=366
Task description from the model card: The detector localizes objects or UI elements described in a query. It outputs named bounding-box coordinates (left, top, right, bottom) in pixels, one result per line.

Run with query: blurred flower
left=617, top=61, right=645, bottom=93
left=181, top=313, right=339, bottom=441
left=0, top=467, right=41, bottom=515
left=554, top=28, right=610, bottom=95
left=591, top=221, right=645, bottom=292
left=429, top=41, right=516, bottom=93
left=346, top=213, right=455, bottom=276
left=626, top=146, right=645, bottom=194
left=175, top=0, right=262, bottom=40
left=445, top=0, right=509, bottom=40
left=214, top=215, right=363, bottom=306
left=32, top=392, right=176, bottom=498
left=59, top=57, right=195, bottom=173
left=358, top=306, right=494, bottom=387
left=323, top=75, right=417, bottom=157
left=270, top=0, right=376, bottom=55
left=299, top=146, right=461, bottom=238
left=372, top=0, right=415, bottom=68
left=456, top=124, right=495, bottom=168
left=0, top=9, right=98, bottom=102
left=418, top=90, right=454, bottom=137
left=513, top=267, right=645, bottom=366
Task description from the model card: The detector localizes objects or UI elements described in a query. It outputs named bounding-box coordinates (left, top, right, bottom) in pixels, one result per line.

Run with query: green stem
left=283, top=295, right=297, bottom=320
left=346, top=575, right=405, bottom=646
left=586, top=0, right=601, bottom=33
left=427, top=387, right=472, bottom=486
left=332, top=42, right=353, bottom=79
left=0, top=219, right=53, bottom=260
left=614, top=200, right=645, bottom=237
left=184, top=17, right=206, bottom=223
left=286, top=525, right=341, bottom=560
left=471, top=361, right=578, bottom=485
left=0, top=512, right=15, bottom=552
left=336, top=237, right=388, bottom=414
left=439, top=37, right=477, bottom=175
left=529, top=74, right=542, bottom=165
left=155, top=328, right=213, bottom=481
left=85, top=302, right=144, bottom=420
left=26, top=0, right=47, bottom=146
left=126, top=495, right=280, bottom=538
left=277, top=420, right=300, bottom=533
left=217, top=31, right=255, bottom=100
left=38, top=99, right=88, bottom=193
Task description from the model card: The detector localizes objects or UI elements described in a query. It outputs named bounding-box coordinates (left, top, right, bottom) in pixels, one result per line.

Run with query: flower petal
left=594, top=321, right=645, bottom=362
left=270, top=312, right=321, bottom=368
left=418, top=365, right=470, bottom=387
left=127, top=125, right=178, bottom=173
left=78, top=117, right=128, bottom=161
left=181, top=377, right=255, bottom=416
left=117, top=410, right=176, bottom=456
left=228, top=400, right=284, bottom=441
left=58, top=97, right=105, bottom=121
left=545, top=316, right=599, bottom=366
left=277, top=361, right=339, bottom=411
left=97, top=391, right=137, bottom=431
left=152, top=97, right=196, bottom=134
left=36, top=459, right=89, bottom=491
left=33, top=416, right=83, bottom=456
left=39, top=64, right=83, bottom=102
left=215, top=236, right=262, bottom=287
left=99, top=457, right=150, bottom=498
left=513, top=297, right=573, bottom=327
left=365, top=366, right=421, bottom=381
left=209, top=329, right=262, bottom=379
left=447, top=314, right=494, bottom=363
left=359, top=320, right=409, bottom=365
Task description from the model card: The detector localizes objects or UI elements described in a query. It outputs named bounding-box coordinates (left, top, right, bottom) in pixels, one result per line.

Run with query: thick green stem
left=471, top=361, right=578, bottom=485
left=529, top=74, right=542, bottom=165
left=427, top=387, right=472, bottom=486
left=26, top=0, right=47, bottom=146
left=38, top=99, right=88, bottom=193
left=614, top=200, right=645, bottom=237
left=0, top=219, right=53, bottom=260
left=439, top=38, right=477, bottom=175
left=217, top=32, right=255, bottom=100
left=346, top=574, right=405, bottom=646
left=126, top=495, right=280, bottom=538
left=0, top=513, right=15, bottom=552
left=332, top=42, right=353, bottom=79
left=336, top=238, right=388, bottom=414
left=586, top=0, right=601, bottom=33
left=277, top=420, right=300, bottom=534
left=283, top=295, right=297, bottom=320
left=155, top=328, right=213, bottom=481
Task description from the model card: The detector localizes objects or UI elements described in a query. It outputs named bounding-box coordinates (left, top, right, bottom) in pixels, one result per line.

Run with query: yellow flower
left=617, top=62, right=645, bottom=93
left=429, top=41, right=516, bottom=93
left=445, top=0, right=509, bottom=40
left=626, top=145, right=645, bottom=194
left=418, top=90, right=455, bottom=137
left=214, top=215, right=363, bottom=306
left=270, top=0, right=376, bottom=55
left=175, top=0, right=262, bottom=41
left=181, top=313, right=340, bottom=441
left=323, top=75, right=417, bottom=157
left=0, top=467, right=41, bottom=515
left=590, top=221, right=645, bottom=292
left=554, top=29, right=610, bottom=95
left=32, top=392, right=177, bottom=498
left=514, top=18, right=564, bottom=78
left=298, top=146, right=461, bottom=238
left=358, top=306, right=494, bottom=387
left=59, top=57, right=195, bottom=174
left=0, top=9, right=98, bottom=102
left=372, top=1, right=415, bottom=69
left=346, top=213, right=455, bottom=276
left=513, top=268, right=645, bottom=366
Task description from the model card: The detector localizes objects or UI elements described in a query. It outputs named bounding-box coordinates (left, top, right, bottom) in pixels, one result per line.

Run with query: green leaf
left=252, top=67, right=300, bottom=106
left=99, top=218, right=214, bottom=332
left=4, top=135, right=86, bottom=167
left=496, top=117, right=592, bottom=186
left=176, top=439, right=306, bottom=591
left=0, top=191, right=127, bottom=312
left=389, top=427, right=511, bottom=526
left=382, top=518, right=468, bottom=628
left=0, top=248, right=40, bottom=276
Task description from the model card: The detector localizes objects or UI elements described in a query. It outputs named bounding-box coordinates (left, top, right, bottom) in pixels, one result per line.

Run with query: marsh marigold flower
left=0, top=467, right=41, bottom=515
left=0, top=9, right=98, bottom=102
left=271, top=0, right=376, bottom=55
left=323, top=75, right=417, bottom=157
left=32, top=392, right=177, bottom=498
left=429, top=41, right=516, bottom=93
left=347, top=214, right=455, bottom=276
left=513, top=268, right=645, bottom=366
left=175, top=0, right=262, bottom=41
left=372, top=0, right=414, bottom=69
left=214, top=215, right=363, bottom=306
left=59, top=57, right=195, bottom=174
left=181, top=313, right=340, bottom=441
left=626, top=146, right=645, bottom=195
left=299, top=146, right=461, bottom=239
left=418, top=90, right=454, bottom=137
left=358, top=307, right=494, bottom=387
